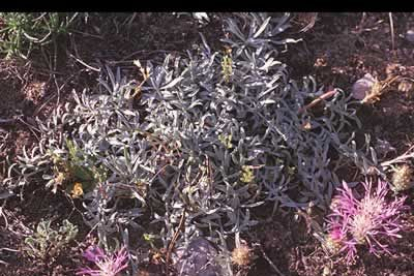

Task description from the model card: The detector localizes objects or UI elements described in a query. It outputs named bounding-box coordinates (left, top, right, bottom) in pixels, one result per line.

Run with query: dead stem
left=166, top=209, right=186, bottom=275
left=361, top=75, right=400, bottom=104
left=257, top=243, right=285, bottom=276
left=381, top=144, right=414, bottom=169
left=298, top=89, right=338, bottom=114
left=389, top=13, right=395, bottom=53
left=69, top=53, right=101, bottom=72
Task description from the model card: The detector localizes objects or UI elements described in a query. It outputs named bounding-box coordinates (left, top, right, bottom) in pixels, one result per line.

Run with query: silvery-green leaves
left=221, top=13, right=301, bottom=58
left=142, top=12, right=366, bottom=247
left=25, top=219, right=78, bottom=259
left=3, top=13, right=373, bottom=259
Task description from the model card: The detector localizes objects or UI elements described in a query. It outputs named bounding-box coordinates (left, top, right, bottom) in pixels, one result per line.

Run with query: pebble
left=352, top=73, right=377, bottom=100
left=175, top=238, right=221, bottom=276
left=405, top=30, right=414, bottom=43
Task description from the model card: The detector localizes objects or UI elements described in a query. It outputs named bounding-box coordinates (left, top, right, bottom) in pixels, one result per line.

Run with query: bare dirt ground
left=1, top=13, right=414, bottom=276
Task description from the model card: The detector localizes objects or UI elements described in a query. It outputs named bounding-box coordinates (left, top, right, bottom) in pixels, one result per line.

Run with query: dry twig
left=298, top=89, right=338, bottom=114
left=165, top=209, right=186, bottom=275
left=389, top=13, right=395, bottom=53
left=256, top=243, right=285, bottom=276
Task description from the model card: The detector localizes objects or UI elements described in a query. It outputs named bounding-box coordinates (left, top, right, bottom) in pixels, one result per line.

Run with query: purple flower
left=77, top=246, right=129, bottom=276
left=326, top=180, right=407, bottom=263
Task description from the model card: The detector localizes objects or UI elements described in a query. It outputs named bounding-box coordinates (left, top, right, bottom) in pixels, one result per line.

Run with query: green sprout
left=143, top=233, right=157, bottom=249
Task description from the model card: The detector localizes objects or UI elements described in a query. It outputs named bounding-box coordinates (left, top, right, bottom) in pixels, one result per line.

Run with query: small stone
left=405, top=30, right=414, bottom=43
left=175, top=238, right=220, bottom=276
left=375, top=138, right=396, bottom=157
left=372, top=44, right=381, bottom=51
left=352, top=73, right=377, bottom=100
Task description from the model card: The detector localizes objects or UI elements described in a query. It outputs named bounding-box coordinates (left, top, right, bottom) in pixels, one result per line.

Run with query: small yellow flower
left=240, top=166, right=255, bottom=183
left=71, top=182, right=84, bottom=199
left=218, top=134, right=233, bottom=149
left=221, top=54, right=233, bottom=83
left=143, top=233, right=154, bottom=242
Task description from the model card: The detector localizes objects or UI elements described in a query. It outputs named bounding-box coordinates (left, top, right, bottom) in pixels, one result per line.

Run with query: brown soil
left=1, top=12, right=414, bottom=276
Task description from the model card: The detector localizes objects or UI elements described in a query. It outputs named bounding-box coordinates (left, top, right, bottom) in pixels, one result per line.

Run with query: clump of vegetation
left=3, top=12, right=393, bottom=274
left=0, top=13, right=79, bottom=59
left=141, top=13, right=369, bottom=248
left=25, top=219, right=78, bottom=260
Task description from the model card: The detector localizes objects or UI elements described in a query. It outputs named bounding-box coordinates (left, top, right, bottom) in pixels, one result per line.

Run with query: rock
left=375, top=138, right=396, bottom=157
left=352, top=73, right=377, bottom=100
left=405, top=30, right=414, bottom=43
left=193, top=13, right=210, bottom=24
left=175, top=238, right=221, bottom=276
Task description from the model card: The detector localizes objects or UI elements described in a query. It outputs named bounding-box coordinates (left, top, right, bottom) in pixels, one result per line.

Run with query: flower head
left=326, top=180, right=407, bottom=263
left=231, top=244, right=254, bottom=267
left=391, top=164, right=412, bottom=193
left=77, top=246, right=129, bottom=276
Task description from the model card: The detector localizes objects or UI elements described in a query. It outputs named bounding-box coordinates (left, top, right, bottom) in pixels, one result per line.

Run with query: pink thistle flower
left=326, top=180, right=407, bottom=263
left=77, top=246, right=129, bottom=276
